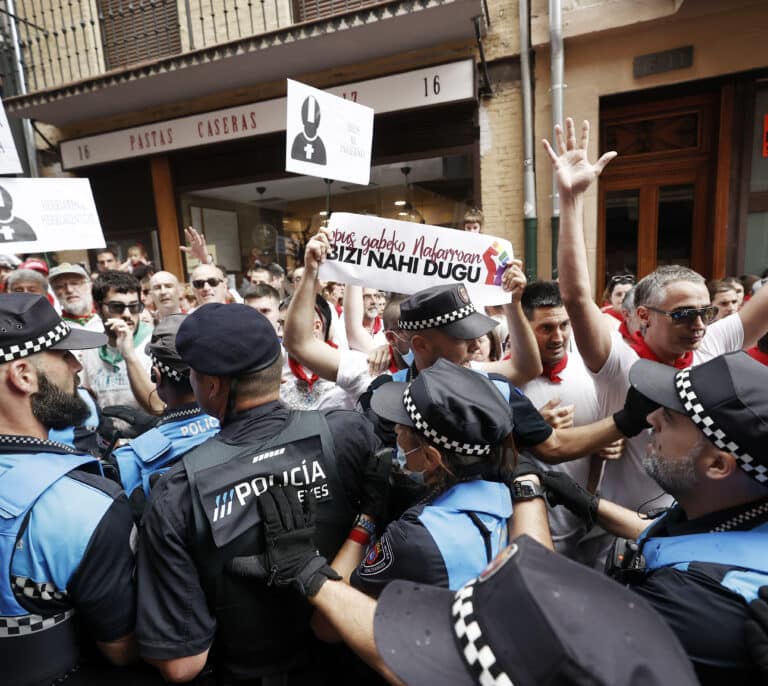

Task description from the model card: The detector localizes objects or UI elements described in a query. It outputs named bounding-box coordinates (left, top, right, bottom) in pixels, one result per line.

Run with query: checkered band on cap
left=0, top=321, right=70, bottom=363
left=151, top=354, right=187, bottom=382
left=675, top=368, right=768, bottom=483
left=452, top=579, right=514, bottom=686
left=403, top=388, right=492, bottom=456
left=398, top=303, right=476, bottom=331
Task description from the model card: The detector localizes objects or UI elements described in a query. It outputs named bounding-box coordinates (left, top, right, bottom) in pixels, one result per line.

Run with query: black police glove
left=257, top=485, right=341, bottom=598
left=512, top=454, right=544, bottom=482
left=746, top=586, right=768, bottom=678
left=613, top=387, right=660, bottom=438
left=360, top=448, right=392, bottom=525
left=102, top=405, right=159, bottom=438
left=543, top=470, right=599, bottom=531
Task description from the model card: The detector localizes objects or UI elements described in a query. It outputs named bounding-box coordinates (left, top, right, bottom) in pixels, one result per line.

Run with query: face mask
left=395, top=445, right=425, bottom=484
left=401, top=347, right=415, bottom=367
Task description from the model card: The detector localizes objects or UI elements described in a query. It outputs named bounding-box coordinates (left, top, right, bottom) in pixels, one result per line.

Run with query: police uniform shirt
left=630, top=498, right=768, bottom=685
left=351, top=480, right=511, bottom=597
left=135, top=401, right=378, bottom=666
left=0, top=439, right=135, bottom=685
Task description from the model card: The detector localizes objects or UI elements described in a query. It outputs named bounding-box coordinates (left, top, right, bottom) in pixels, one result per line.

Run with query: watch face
left=513, top=480, right=542, bottom=500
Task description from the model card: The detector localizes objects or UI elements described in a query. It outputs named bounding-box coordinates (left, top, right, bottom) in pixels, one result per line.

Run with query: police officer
left=543, top=351, right=768, bottom=683
left=136, top=303, right=380, bottom=684
left=0, top=294, right=136, bottom=685
left=112, top=314, right=220, bottom=518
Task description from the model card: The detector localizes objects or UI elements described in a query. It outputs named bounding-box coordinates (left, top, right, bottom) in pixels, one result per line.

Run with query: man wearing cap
left=136, top=303, right=381, bottom=683
left=0, top=254, right=19, bottom=292
left=548, top=118, right=768, bottom=519
left=80, top=270, right=161, bottom=418
left=0, top=294, right=137, bottom=684
left=543, top=351, right=768, bottom=683
left=49, top=262, right=104, bottom=335
left=112, top=314, right=219, bottom=518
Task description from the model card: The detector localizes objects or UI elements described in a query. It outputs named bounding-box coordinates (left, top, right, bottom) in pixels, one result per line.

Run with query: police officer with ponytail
left=135, top=303, right=381, bottom=684
left=112, top=314, right=220, bottom=518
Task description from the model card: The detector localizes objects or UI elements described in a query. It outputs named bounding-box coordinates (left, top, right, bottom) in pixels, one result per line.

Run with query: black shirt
left=135, top=401, right=378, bottom=676
left=630, top=498, right=768, bottom=685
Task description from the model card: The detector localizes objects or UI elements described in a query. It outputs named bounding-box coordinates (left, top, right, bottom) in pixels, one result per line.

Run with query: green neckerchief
left=98, top=320, right=153, bottom=369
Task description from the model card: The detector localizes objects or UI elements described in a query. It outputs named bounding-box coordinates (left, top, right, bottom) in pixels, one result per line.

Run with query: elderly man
left=0, top=294, right=136, bottom=684
left=190, top=263, right=229, bottom=306
left=148, top=270, right=182, bottom=320
left=7, top=268, right=47, bottom=296
left=48, top=263, right=103, bottom=333
left=541, top=351, right=768, bottom=683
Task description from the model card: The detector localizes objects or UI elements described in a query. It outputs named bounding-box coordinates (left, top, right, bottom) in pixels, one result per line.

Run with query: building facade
left=2, top=0, right=767, bottom=290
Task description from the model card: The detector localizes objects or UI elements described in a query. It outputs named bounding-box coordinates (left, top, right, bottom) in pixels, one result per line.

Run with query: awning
left=5, top=0, right=482, bottom=128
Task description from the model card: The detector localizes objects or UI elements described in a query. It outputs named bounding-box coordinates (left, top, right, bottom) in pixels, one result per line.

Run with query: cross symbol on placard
left=303, top=143, right=315, bottom=160
left=0, top=226, right=14, bottom=240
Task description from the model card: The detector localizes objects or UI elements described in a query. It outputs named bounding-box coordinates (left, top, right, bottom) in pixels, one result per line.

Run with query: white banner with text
left=318, top=213, right=514, bottom=306
left=0, top=178, right=105, bottom=252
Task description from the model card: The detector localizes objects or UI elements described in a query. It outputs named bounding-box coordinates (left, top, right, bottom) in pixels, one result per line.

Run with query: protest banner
left=0, top=98, right=22, bottom=175
left=0, top=178, right=105, bottom=253
left=318, top=213, right=514, bottom=306
left=285, top=80, right=374, bottom=186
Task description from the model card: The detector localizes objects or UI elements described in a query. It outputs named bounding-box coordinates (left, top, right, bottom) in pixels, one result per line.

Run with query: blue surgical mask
left=401, top=347, right=415, bottom=367
left=395, top=445, right=425, bottom=484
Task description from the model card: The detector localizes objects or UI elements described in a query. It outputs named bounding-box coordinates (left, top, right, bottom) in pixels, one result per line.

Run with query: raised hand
left=542, top=118, right=617, bottom=199
left=180, top=226, right=210, bottom=265
left=501, top=258, right=527, bottom=304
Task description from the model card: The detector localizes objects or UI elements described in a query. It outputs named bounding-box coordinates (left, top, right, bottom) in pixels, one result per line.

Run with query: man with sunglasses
left=80, top=270, right=161, bottom=420
left=546, top=118, right=768, bottom=517
left=190, top=263, right=229, bottom=306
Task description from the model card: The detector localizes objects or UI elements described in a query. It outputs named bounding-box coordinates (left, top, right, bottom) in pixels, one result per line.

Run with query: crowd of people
left=2, top=119, right=768, bottom=686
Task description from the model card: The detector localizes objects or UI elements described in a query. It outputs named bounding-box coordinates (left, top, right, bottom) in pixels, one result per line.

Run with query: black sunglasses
left=609, top=274, right=635, bottom=286
left=103, top=301, right=144, bottom=315
left=192, top=278, right=223, bottom=289
left=647, top=305, right=718, bottom=325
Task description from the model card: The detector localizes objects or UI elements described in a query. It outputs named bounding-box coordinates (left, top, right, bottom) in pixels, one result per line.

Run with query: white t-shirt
left=592, top=313, right=744, bottom=510
left=280, top=349, right=372, bottom=411
left=522, top=350, right=601, bottom=544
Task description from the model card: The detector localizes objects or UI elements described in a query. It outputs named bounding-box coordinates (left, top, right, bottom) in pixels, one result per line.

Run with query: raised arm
left=543, top=118, right=617, bottom=373
left=482, top=258, right=543, bottom=384
left=345, top=284, right=376, bottom=354
left=739, top=280, right=768, bottom=348
left=282, top=233, right=341, bottom=382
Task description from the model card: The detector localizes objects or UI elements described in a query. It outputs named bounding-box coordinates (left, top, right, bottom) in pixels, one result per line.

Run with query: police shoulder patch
left=359, top=535, right=394, bottom=576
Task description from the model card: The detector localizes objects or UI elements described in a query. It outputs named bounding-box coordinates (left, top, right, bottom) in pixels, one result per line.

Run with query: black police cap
left=176, top=303, right=282, bottom=377
left=145, top=314, right=189, bottom=381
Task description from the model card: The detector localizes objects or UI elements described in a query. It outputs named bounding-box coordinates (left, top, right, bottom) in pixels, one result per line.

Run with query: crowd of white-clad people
left=3, top=119, right=768, bottom=686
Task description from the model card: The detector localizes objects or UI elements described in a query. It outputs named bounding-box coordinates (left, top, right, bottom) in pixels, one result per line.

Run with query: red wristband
left=347, top=528, right=371, bottom=546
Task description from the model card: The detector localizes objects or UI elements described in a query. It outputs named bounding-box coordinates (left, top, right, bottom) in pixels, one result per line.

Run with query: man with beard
left=542, top=351, right=768, bottom=684
left=49, top=263, right=104, bottom=335
left=80, top=270, right=161, bottom=418
left=0, top=294, right=137, bottom=684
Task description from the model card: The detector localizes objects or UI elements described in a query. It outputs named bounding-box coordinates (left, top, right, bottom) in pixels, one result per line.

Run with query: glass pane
left=604, top=190, right=639, bottom=276
left=656, top=184, right=694, bottom=267
left=750, top=87, right=768, bottom=193
left=604, top=113, right=698, bottom=157
left=745, top=211, right=768, bottom=275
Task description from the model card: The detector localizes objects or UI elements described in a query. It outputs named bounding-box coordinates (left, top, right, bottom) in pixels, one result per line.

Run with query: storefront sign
left=60, top=60, right=474, bottom=170
left=0, top=98, right=23, bottom=175
left=319, top=213, right=514, bottom=306
left=0, top=178, right=104, bottom=252
left=286, top=80, right=373, bottom=185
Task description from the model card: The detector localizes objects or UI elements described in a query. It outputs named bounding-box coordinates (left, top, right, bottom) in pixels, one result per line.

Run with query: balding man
left=149, top=271, right=182, bottom=320
left=190, top=264, right=229, bottom=306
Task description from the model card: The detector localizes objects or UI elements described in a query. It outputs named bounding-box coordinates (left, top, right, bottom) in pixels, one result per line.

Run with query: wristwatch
left=354, top=513, right=377, bottom=536
left=511, top=479, right=545, bottom=502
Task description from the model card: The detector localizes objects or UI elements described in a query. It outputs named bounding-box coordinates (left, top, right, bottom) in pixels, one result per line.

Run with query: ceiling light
left=394, top=200, right=407, bottom=206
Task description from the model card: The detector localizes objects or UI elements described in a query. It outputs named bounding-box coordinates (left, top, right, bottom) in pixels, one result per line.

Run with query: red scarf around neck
left=747, top=346, right=768, bottom=367
left=618, top=320, right=642, bottom=345
left=288, top=341, right=338, bottom=390
left=62, top=309, right=95, bottom=326
left=542, top=353, right=568, bottom=383
left=630, top=336, right=693, bottom=369
left=602, top=306, right=624, bottom=323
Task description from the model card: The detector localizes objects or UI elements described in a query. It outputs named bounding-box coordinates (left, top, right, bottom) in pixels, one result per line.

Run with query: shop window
left=178, top=153, right=474, bottom=279
left=744, top=86, right=768, bottom=275
left=98, top=0, right=181, bottom=70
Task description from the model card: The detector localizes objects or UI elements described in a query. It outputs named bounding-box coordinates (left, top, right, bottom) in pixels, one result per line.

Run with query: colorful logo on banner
left=483, top=240, right=512, bottom=285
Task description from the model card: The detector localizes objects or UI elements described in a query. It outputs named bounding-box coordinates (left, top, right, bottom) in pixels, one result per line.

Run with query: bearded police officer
left=136, top=303, right=380, bottom=684
left=0, top=294, right=137, bottom=685
left=112, top=314, right=220, bottom=518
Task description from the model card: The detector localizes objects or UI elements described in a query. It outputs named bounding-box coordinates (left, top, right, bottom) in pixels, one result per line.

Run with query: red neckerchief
left=62, top=309, right=96, bottom=326
left=630, top=336, right=693, bottom=369
left=335, top=303, right=343, bottom=317
left=542, top=353, right=568, bottom=383
left=370, top=316, right=383, bottom=335
left=747, top=346, right=768, bottom=367
left=387, top=345, right=400, bottom=373
left=602, top=306, right=624, bottom=323
left=288, top=340, right=338, bottom=391
left=618, top=320, right=642, bottom=345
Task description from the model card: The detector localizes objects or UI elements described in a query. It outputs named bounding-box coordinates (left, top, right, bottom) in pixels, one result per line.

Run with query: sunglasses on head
left=647, top=305, right=718, bottom=325
left=103, top=301, right=144, bottom=315
left=609, top=274, right=635, bottom=286
left=192, top=277, right=224, bottom=289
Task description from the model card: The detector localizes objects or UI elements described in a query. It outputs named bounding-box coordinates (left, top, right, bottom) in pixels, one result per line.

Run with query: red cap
left=19, top=258, right=49, bottom=275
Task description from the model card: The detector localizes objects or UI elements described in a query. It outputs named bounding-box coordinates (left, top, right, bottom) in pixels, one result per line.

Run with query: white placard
left=319, top=213, right=514, bottom=306
left=0, top=98, right=23, bottom=175
left=0, top=178, right=104, bottom=252
left=285, top=80, right=373, bottom=185
left=60, top=60, right=474, bottom=170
